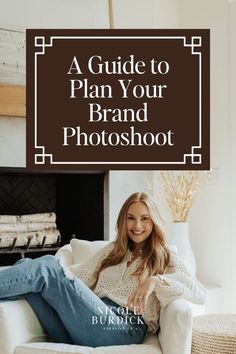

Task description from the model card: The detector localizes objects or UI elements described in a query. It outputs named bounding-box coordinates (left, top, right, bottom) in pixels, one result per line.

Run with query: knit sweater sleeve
left=154, top=252, right=207, bottom=307
left=68, top=242, right=115, bottom=289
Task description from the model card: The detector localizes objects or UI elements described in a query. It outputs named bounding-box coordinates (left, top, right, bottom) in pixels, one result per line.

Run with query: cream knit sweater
left=69, top=242, right=206, bottom=333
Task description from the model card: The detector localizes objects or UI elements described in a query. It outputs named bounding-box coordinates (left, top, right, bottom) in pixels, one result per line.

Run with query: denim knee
left=33, top=255, right=61, bottom=277
left=15, top=258, right=31, bottom=266
left=39, top=255, right=58, bottom=265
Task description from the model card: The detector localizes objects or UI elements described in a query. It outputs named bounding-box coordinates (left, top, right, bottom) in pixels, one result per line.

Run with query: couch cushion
left=0, top=300, right=47, bottom=354
left=15, top=334, right=161, bottom=354
left=70, top=239, right=111, bottom=264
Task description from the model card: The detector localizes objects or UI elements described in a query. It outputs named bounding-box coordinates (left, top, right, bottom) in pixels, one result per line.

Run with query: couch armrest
left=159, top=299, right=193, bottom=354
left=0, top=300, right=47, bottom=354
left=55, top=244, right=73, bottom=266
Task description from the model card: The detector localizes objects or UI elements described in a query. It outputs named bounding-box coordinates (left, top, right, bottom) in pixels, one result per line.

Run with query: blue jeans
left=0, top=255, right=147, bottom=347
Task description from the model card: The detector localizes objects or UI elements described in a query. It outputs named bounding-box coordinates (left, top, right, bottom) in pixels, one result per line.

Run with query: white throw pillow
left=70, top=238, right=111, bottom=264
left=55, top=244, right=73, bottom=266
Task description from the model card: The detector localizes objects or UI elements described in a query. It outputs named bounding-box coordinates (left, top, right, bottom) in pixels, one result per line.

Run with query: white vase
left=170, top=222, right=196, bottom=275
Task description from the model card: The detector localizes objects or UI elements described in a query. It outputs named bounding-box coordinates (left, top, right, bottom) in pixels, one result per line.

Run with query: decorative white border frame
left=34, top=35, right=203, bottom=165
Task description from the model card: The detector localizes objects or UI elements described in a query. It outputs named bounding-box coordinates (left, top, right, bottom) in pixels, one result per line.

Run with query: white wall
left=112, top=0, right=178, bottom=28
left=0, top=117, right=26, bottom=167
left=0, top=0, right=109, bottom=29
left=229, top=0, right=236, bottom=313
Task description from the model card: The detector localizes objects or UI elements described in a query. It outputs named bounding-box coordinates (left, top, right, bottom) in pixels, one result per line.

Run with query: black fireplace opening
left=0, top=171, right=104, bottom=265
left=56, top=173, right=104, bottom=244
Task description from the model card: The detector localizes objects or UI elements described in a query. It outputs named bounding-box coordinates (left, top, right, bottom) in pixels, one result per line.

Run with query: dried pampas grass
left=160, top=171, right=209, bottom=222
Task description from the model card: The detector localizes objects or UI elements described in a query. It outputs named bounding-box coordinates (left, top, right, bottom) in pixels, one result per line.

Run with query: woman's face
left=126, top=201, right=154, bottom=247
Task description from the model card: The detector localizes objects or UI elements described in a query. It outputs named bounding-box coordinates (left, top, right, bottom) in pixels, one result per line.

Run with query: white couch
left=0, top=240, right=193, bottom=354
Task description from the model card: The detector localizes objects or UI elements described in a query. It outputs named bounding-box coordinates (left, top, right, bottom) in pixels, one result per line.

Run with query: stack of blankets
left=0, top=212, right=61, bottom=248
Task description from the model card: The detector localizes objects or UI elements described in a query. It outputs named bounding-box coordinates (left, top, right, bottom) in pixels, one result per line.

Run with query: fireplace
left=0, top=170, right=105, bottom=265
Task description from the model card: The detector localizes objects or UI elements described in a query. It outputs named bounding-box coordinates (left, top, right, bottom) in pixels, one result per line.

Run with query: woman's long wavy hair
left=98, top=192, right=172, bottom=277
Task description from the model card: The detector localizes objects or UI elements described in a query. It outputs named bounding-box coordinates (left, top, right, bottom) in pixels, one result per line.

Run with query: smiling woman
left=0, top=192, right=206, bottom=347
left=126, top=201, right=154, bottom=248
left=98, top=192, right=170, bottom=280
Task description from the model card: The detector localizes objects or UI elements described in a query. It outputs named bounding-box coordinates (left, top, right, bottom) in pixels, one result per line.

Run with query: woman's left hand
left=127, top=276, right=158, bottom=315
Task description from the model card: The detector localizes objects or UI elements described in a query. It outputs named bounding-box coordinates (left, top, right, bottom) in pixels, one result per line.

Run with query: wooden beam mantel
left=0, top=83, right=26, bottom=118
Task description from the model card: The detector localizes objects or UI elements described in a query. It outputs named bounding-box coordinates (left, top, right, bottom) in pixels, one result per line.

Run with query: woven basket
left=192, top=314, right=236, bottom=354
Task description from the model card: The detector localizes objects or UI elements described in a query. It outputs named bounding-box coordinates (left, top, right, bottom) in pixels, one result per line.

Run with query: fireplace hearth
left=0, top=171, right=104, bottom=265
